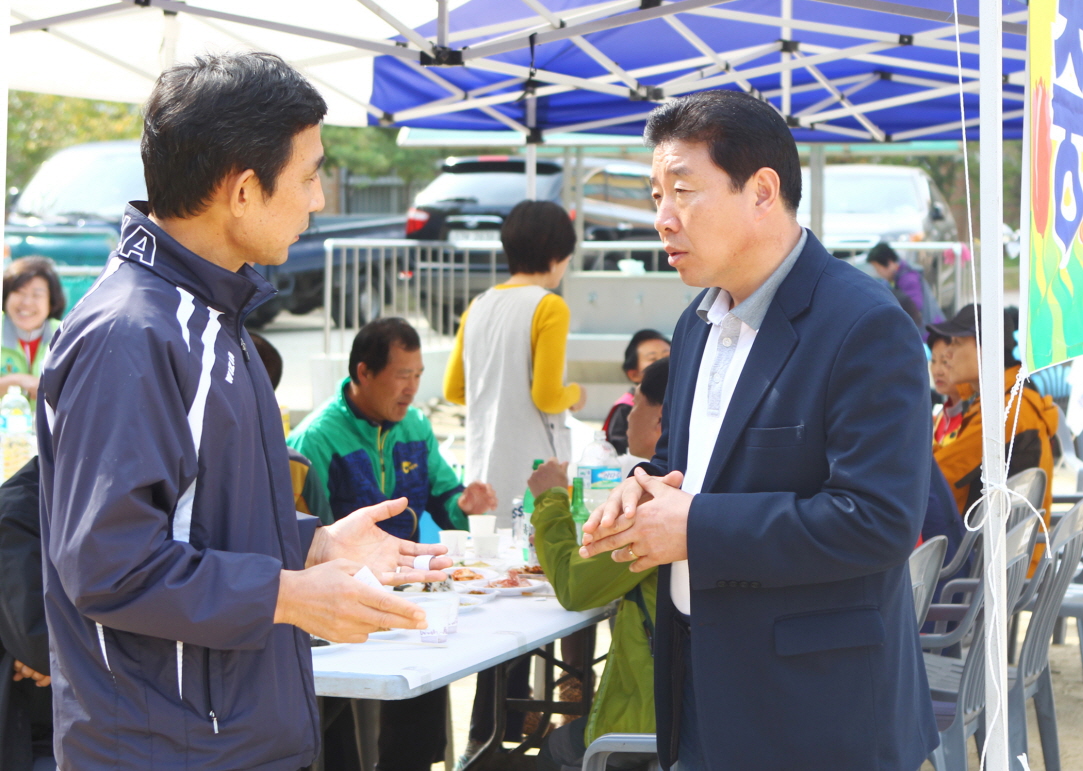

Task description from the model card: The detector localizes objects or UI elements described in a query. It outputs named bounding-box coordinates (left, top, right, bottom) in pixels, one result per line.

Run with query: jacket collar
left=117, top=202, right=276, bottom=322
left=680, top=231, right=831, bottom=484
left=694, top=228, right=809, bottom=332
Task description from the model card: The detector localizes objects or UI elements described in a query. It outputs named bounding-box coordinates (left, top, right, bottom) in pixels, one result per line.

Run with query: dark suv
left=406, top=155, right=657, bottom=243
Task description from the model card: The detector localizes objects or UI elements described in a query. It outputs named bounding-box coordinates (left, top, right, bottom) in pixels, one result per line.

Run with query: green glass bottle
left=523, top=459, right=545, bottom=563
left=571, top=477, right=591, bottom=545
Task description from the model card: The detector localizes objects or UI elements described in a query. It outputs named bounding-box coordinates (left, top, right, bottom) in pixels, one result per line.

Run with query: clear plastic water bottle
left=1, top=387, right=36, bottom=482
left=577, top=431, right=621, bottom=509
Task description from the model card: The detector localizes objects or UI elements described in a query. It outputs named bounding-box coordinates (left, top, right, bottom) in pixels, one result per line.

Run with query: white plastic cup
left=470, top=515, right=497, bottom=536
left=438, top=530, right=469, bottom=558
left=416, top=600, right=452, bottom=643
left=474, top=533, right=501, bottom=560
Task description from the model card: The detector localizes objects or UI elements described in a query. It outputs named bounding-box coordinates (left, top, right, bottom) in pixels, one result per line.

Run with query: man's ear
left=227, top=169, right=260, bottom=218
left=750, top=167, right=782, bottom=218
left=355, top=362, right=368, bottom=384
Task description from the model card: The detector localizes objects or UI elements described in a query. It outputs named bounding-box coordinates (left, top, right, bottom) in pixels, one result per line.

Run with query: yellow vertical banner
left=1027, top=0, right=1083, bottom=372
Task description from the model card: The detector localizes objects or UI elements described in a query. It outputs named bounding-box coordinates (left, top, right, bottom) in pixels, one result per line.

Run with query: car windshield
left=415, top=171, right=563, bottom=207
left=15, top=143, right=146, bottom=223
left=798, top=171, right=925, bottom=216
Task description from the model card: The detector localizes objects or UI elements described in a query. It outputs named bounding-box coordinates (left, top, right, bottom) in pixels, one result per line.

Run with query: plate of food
left=449, top=566, right=499, bottom=584
left=486, top=571, right=549, bottom=595
left=515, top=565, right=547, bottom=580
left=457, top=587, right=498, bottom=610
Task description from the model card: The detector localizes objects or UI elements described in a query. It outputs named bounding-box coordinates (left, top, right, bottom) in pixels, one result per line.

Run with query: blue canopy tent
left=366, top=0, right=1025, bottom=144
left=2, top=1, right=1033, bottom=768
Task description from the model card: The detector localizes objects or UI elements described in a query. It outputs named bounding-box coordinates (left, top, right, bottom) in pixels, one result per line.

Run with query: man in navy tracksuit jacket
left=37, top=54, right=449, bottom=771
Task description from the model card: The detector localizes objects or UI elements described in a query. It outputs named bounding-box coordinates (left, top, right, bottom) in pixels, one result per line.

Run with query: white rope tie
left=958, top=367, right=1051, bottom=771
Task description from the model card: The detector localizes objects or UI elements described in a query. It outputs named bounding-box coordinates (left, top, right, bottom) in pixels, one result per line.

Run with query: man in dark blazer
left=580, top=91, right=938, bottom=770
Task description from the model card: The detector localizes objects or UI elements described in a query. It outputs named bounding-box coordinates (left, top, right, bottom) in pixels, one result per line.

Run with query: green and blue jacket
left=287, top=377, right=467, bottom=540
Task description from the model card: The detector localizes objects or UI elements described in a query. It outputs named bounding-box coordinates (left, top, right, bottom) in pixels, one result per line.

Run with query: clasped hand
left=578, top=467, right=690, bottom=572
left=276, top=498, right=454, bottom=643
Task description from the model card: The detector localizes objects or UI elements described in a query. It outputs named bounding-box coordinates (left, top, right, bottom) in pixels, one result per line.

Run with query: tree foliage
left=6, top=91, right=143, bottom=193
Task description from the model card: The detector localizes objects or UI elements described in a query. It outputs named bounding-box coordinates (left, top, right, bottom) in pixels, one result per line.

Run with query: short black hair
left=927, top=331, right=951, bottom=350
left=3, top=256, right=66, bottom=319
left=623, top=329, right=670, bottom=374
left=248, top=332, right=282, bottom=390
left=501, top=200, right=577, bottom=274
left=349, top=317, right=421, bottom=382
left=867, top=242, right=901, bottom=267
left=644, top=90, right=802, bottom=213
left=638, top=357, right=670, bottom=407
left=142, top=52, right=327, bottom=219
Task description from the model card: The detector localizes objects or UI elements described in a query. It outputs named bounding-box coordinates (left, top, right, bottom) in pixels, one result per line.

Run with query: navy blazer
left=650, top=232, right=939, bottom=770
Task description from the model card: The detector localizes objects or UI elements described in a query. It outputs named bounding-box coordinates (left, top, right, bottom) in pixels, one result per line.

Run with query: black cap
left=926, top=303, right=979, bottom=339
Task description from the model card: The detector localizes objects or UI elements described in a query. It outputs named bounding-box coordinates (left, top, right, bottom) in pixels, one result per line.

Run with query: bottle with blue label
left=577, top=431, right=621, bottom=509
left=1, top=386, right=36, bottom=482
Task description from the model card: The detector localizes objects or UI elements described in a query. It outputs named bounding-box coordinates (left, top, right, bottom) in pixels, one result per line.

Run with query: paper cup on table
left=469, top=515, right=497, bottom=536
left=410, top=597, right=453, bottom=642
left=438, top=530, right=469, bottom=559
left=474, top=534, right=501, bottom=560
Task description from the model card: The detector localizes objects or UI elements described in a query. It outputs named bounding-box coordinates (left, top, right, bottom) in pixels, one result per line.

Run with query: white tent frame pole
left=574, top=147, right=585, bottom=269
left=519, top=0, right=563, bottom=29
left=570, top=35, right=639, bottom=90
left=8, top=2, right=134, bottom=33
left=890, top=108, right=1023, bottom=141
left=795, top=52, right=885, bottom=139
left=795, top=74, right=878, bottom=116
left=979, top=0, right=1009, bottom=765
left=811, top=0, right=1027, bottom=34
left=2, top=0, right=10, bottom=296
left=801, top=79, right=980, bottom=124
left=661, top=19, right=771, bottom=95
left=191, top=15, right=389, bottom=120
left=10, top=9, right=158, bottom=82
left=436, top=0, right=449, bottom=48
left=352, top=0, right=434, bottom=55
left=687, top=6, right=1026, bottom=59
left=781, top=0, right=793, bottom=115
left=809, top=144, right=825, bottom=237
left=525, top=95, right=537, bottom=200
left=461, top=0, right=720, bottom=60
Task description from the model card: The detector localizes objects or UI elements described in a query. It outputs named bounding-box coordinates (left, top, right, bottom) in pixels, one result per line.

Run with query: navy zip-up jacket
left=38, top=203, right=322, bottom=770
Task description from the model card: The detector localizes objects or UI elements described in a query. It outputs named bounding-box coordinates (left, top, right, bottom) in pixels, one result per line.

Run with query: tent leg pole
left=809, top=144, right=825, bottom=239
left=979, top=0, right=1009, bottom=767
left=574, top=147, right=585, bottom=271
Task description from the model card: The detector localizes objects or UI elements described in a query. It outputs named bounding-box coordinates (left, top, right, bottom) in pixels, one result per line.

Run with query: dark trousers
left=677, top=619, right=704, bottom=771
left=468, top=655, right=531, bottom=745
left=321, top=688, right=447, bottom=771
left=378, top=687, right=448, bottom=771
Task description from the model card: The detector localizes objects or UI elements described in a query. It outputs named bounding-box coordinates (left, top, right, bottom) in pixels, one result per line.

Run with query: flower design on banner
left=1032, top=77, right=1052, bottom=238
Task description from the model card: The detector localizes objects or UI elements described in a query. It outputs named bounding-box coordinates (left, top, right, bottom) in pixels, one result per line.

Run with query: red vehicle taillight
left=406, top=208, right=430, bottom=236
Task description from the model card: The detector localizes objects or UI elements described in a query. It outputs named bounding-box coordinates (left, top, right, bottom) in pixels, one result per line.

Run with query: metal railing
left=320, top=236, right=970, bottom=355
left=321, top=238, right=670, bottom=354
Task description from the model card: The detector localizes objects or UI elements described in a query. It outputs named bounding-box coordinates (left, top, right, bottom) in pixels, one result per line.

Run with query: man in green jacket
left=532, top=357, right=669, bottom=771
left=288, top=317, right=496, bottom=539
left=287, top=317, right=496, bottom=771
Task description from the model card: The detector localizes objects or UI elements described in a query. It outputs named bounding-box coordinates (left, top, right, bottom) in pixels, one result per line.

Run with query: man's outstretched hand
left=275, top=560, right=430, bottom=643
left=579, top=468, right=687, bottom=572
left=306, top=497, right=452, bottom=585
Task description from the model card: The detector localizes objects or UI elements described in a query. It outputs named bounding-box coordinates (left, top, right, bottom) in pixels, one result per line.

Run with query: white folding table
left=310, top=594, right=615, bottom=770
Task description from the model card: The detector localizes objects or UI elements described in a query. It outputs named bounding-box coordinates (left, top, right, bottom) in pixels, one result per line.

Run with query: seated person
left=287, top=317, right=496, bottom=771
left=929, top=331, right=967, bottom=446
left=604, top=330, right=669, bottom=455
left=532, top=357, right=670, bottom=771
left=0, top=457, right=54, bottom=771
left=929, top=304, right=1058, bottom=574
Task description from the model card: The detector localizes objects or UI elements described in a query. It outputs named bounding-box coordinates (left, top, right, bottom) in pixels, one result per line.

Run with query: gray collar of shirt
left=696, top=228, right=808, bottom=331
